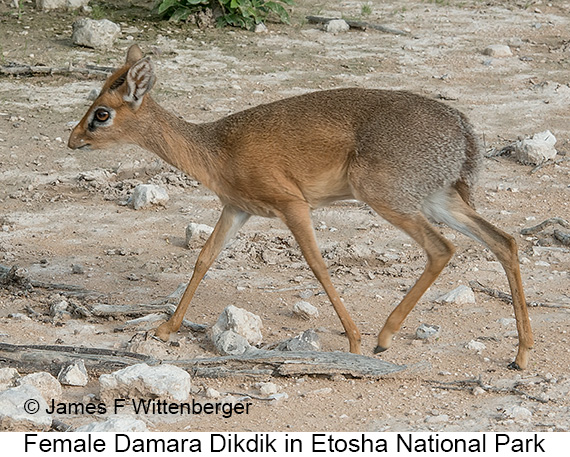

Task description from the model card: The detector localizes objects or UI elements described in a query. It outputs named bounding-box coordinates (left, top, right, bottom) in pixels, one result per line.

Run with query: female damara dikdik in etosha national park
left=68, top=44, right=533, bottom=370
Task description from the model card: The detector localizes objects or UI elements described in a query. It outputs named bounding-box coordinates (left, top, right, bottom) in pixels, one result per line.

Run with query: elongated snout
left=68, top=125, right=90, bottom=150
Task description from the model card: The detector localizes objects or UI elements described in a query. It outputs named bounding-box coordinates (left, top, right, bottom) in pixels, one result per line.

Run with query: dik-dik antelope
left=69, top=45, right=533, bottom=370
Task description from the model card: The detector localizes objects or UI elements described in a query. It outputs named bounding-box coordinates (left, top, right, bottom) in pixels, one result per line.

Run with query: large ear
left=126, top=44, right=143, bottom=65
left=123, top=57, right=155, bottom=110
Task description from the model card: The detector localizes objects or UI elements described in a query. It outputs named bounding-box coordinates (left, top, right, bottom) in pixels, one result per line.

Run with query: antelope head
left=68, top=45, right=156, bottom=151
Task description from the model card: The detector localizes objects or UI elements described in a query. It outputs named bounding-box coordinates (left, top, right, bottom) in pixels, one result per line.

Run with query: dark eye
left=94, top=109, right=110, bottom=122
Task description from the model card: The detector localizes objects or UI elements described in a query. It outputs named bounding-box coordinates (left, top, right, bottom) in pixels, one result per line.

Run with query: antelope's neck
left=131, top=97, right=221, bottom=190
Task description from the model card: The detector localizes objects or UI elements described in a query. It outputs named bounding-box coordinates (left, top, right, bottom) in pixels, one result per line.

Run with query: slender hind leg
left=373, top=210, right=456, bottom=352
left=155, top=205, right=250, bottom=341
left=424, top=189, right=533, bottom=369
left=278, top=201, right=362, bottom=354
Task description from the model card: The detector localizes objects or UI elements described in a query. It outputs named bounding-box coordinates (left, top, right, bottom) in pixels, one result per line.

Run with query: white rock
left=0, top=384, right=52, bottom=431
left=416, top=323, right=441, bottom=340
left=465, top=340, right=486, bottom=352
left=425, top=414, right=449, bottom=423
left=436, top=285, right=475, bottom=305
left=19, top=372, right=62, bottom=401
left=186, top=223, right=214, bottom=246
left=75, top=415, right=148, bottom=432
left=515, top=130, right=557, bottom=165
left=483, top=45, right=513, bottom=57
left=276, top=329, right=321, bottom=352
left=254, top=23, right=268, bottom=33
left=205, top=387, right=221, bottom=399
left=298, top=289, right=313, bottom=299
left=36, top=0, right=89, bottom=11
left=258, top=382, right=278, bottom=396
left=504, top=405, right=532, bottom=421
left=292, top=301, right=319, bottom=320
left=130, top=184, right=169, bottom=210
left=494, top=378, right=518, bottom=389
left=324, top=19, right=350, bottom=33
left=63, top=0, right=89, bottom=8
left=0, top=368, right=20, bottom=391
left=267, top=392, right=288, bottom=401
left=472, top=386, right=486, bottom=396
left=71, top=18, right=121, bottom=50
left=211, top=330, right=252, bottom=355
left=9, top=313, right=31, bottom=321
left=498, top=317, right=516, bottom=327
left=211, top=305, right=263, bottom=346
left=50, top=299, right=70, bottom=320
left=78, top=169, right=113, bottom=183
left=58, top=360, right=89, bottom=387
left=99, top=363, right=191, bottom=403
left=87, top=88, right=99, bottom=101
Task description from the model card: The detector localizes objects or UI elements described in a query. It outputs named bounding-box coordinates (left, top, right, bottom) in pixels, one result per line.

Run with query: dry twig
left=530, top=156, right=570, bottom=174
left=553, top=229, right=570, bottom=246
left=521, top=217, right=570, bottom=235
left=1, top=263, right=104, bottom=299
left=469, top=280, right=569, bottom=310
left=176, top=349, right=405, bottom=379
left=0, top=342, right=156, bottom=375
left=0, top=63, right=114, bottom=78
left=485, top=144, right=515, bottom=158
left=427, top=377, right=549, bottom=404
left=0, top=343, right=404, bottom=379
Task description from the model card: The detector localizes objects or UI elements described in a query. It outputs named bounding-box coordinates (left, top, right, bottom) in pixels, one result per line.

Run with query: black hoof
left=507, top=361, right=522, bottom=371
left=373, top=345, right=388, bottom=354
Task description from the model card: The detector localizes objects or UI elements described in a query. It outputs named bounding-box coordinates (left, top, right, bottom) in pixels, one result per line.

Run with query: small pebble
left=258, top=382, right=278, bottom=396
left=71, top=264, right=85, bottom=275
left=473, top=386, right=486, bottom=396
left=465, top=340, right=486, bottom=352
left=483, top=44, right=513, bottom=57
left=292, top=301, right=319, bottom=320
left=205, top=387, right=221, bottom=399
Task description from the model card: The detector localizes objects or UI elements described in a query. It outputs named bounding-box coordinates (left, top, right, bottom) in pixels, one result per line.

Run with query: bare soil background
left=0, top=0, right=569, bottom=432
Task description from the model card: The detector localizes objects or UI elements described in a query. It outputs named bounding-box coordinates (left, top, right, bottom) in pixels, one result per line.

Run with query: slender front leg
left=155, top=205, right=250, bottom=340
left=278, top=202, right=362, bottom=354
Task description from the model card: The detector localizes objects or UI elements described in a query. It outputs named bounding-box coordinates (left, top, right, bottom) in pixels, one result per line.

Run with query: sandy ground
left=0, top=0, right=569, bottom=432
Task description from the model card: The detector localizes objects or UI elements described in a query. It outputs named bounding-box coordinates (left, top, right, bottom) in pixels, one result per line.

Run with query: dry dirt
left=0, top=0, right=569, bottom=432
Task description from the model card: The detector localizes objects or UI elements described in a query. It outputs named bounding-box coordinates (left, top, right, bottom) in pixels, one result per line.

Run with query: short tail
left=455, top=112, right=483, bottom=208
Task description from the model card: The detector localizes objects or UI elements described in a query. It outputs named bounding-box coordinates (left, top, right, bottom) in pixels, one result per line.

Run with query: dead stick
left=175, top=349, right=405, bottom=379
left=469, top=280, right=569, bottom=309
left=530, top=157, right=570, bottom=174
left=91, top=303, right=207, bottom=332
left=306, top=16, right=408, bottom=35
left=0, top=342, right=155, bottom=360
left=469, top=280, right=513, bottom=304
left=225, top=391, right=279, bottom=401
left=1, top=64, right=113, bottom=78
left=426, top=378, right=549, bottom=404
left=1, top=263, right=106, bottom=298
left=485, top=144, right=515, bottom=158
left=0, top=342, right=157, bottom=375
left=260, top=284, right=319, bottom=292
left=521, top=217, right=570, bottom=235
left=553, top=230, right=570, bottom=246
left=0, top=344, right=404, bottom=379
